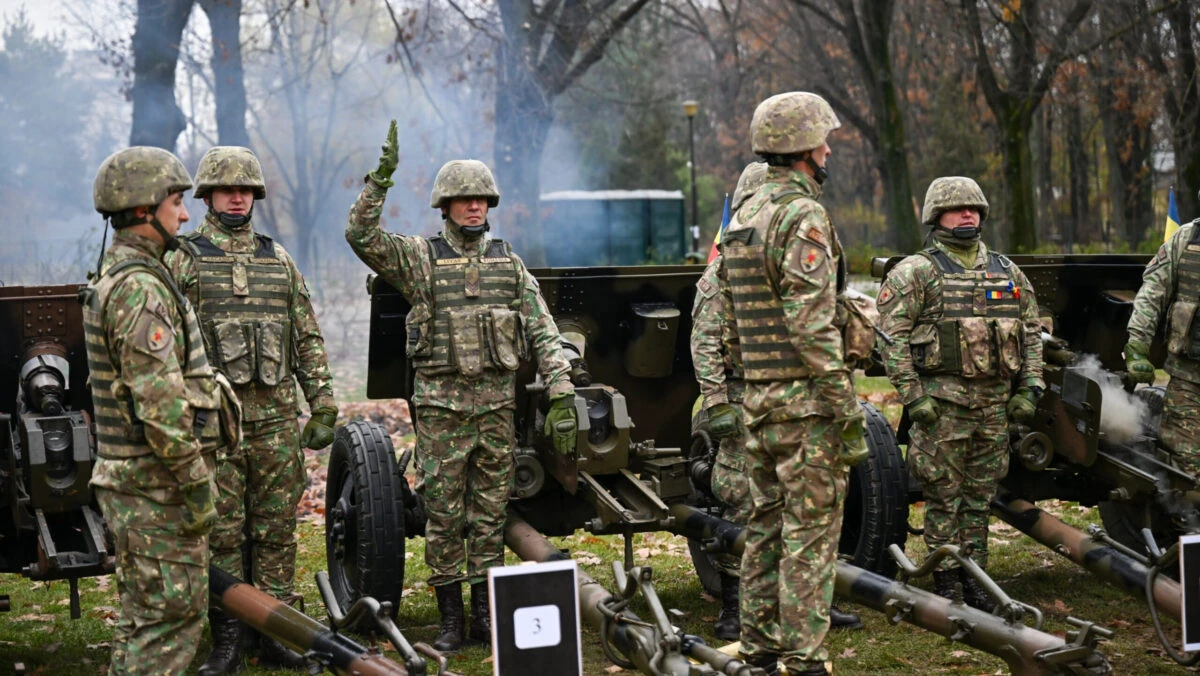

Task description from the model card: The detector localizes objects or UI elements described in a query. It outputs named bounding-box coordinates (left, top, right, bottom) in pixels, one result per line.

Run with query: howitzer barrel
left=208, top=567, right=408, bottom=676
left=667, top=504, right=1111, bottom=676
left=991, top=494, right=1181, bottom=621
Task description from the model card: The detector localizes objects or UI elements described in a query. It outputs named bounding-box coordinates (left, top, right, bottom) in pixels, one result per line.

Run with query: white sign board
left=1181, top=533, right=1200, bottom=652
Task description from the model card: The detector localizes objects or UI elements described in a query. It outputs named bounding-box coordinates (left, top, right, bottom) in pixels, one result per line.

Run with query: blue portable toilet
left=539, top=190, right=687, bottom=267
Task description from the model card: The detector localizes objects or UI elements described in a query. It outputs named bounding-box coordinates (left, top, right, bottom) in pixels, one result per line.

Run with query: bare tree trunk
left=999, top=108, right=1039, bottom=252
left=130, top=0, right=194, bottom=148
left=1065, top=100, right=1090, bottom=249
left=1164, top=0, right=1200, bottom=221
left=199, top=0, right=250, bottom=146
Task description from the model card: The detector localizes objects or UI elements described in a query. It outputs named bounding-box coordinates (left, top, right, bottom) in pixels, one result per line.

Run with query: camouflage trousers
left=209, top=416, right=306, bottom=599
left=1160, top=377, right=1200, bottom=475
left=909, top=398, right=1008, bottom=570
left=740, top=414, right=847, bottom=671
left=95, top=487, right=209, bottom=675
left=416, top=405, right=515, bottom=587
left=711, top=409, right=751, bottom=577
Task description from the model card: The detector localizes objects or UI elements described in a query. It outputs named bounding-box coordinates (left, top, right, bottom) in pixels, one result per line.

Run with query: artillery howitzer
left=328, top=265, right=1116, bottom=675
left=0, top=282, right=440, bottom=675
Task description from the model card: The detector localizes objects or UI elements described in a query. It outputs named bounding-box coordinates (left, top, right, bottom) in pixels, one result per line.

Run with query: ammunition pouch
left=446, top=307, right=524, bottom=376
left=911, top=317, right=1023, bottom=379
left=406, top=303, right=433, bottom=358
left=207, top=319, right=291, bottom=387
left=1166, top=300, right=1200, bottom=360
left=839, top=293, right=878, bottom=364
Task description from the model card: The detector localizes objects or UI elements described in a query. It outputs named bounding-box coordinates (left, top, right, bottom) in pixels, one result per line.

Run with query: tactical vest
left=721, top=191, right=816, bottom=382
left=1164, top=225, right=1200, bottom=379
left=407, top=236, right=525, bottom=376
left=81, top=256, right=217, bottom=458
left=178, top=232, right=293, bottom=388
left=908, top=248, right=1025, bottom=379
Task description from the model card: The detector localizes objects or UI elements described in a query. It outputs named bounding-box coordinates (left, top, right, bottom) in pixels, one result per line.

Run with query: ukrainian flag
left=1165, top=186, right=1181, bottom=242
left=707, top=193, right=731, bottom=263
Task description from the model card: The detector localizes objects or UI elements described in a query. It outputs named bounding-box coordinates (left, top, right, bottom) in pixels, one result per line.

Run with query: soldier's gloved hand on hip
left=544, top=393, right=577, bottom=455
left=706, top=403, right=740, bottom=439
left=907, top=395, right=940, bottom=426
left=837, top=409, right=869, bottom=467
left=1006, top=387, right=1040, bottom=424
left=180, top=478, right=218, bottom=537
left=302, top=406, right=338, bottom=450
left=1124, top=340, right=1156, bottom=385
left=367, top=119, right=399, bottom=188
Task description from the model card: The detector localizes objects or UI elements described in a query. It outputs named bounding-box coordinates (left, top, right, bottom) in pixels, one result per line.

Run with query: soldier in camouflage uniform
left=717, top=93, right=868, bottom=676
left=345, top=121, right=577, bottom=651
left=876, top=176, right=1043, bottom=610
left=1126, top=217, right=1200, bottom=474
left=85, top=147, right=237, bottom=674
left=163, top=146, right=337, bottom=673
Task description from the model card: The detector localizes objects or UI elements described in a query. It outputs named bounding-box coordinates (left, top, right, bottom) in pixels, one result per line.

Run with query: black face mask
left=210, top=205, right=253, bottom=230
left=459, top=224, right=487, bottom=238
left=948, top=225, right=980, bottom=240
left=805, top=154, right=828, bottom=185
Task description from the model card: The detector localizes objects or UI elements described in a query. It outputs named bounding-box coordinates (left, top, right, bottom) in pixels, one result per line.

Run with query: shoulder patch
left=131, top=305, right=176, bottom=362
left=146, top=320, right=170, bottom=352
left=798, top=243, right=826, bottom=274
left=697, top=276, right=716, bottom=297
left=804, top=226, right=828, bottom=248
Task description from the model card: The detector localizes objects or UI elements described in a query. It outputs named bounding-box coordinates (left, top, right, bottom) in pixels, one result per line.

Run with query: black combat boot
left=932, top=568, right=960, bottom=601
left=739, top=652, right=780, bottom=676
left=713, top=573, right=740, bottom=640
left=433, top=583, right=466, bottom=652
left=829, top=605, right=863, bottom=630
left=468, top=581, right=492, bottom=645
left=198, top=608, right=243, bottom=675
left=961, top=569, right=997, bottom=613
left=788, top=662, right=830, bottom=676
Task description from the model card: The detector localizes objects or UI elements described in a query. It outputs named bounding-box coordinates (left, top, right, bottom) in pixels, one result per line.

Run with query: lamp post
left=683, top=99, right=700, bottom=254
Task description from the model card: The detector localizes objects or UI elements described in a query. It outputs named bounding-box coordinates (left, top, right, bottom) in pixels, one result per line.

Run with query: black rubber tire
left=325, top=420, right=406, bottom=630
left=1097, top=499, right=1180, bottom=560
left=840, top=401, right=910, bottom=578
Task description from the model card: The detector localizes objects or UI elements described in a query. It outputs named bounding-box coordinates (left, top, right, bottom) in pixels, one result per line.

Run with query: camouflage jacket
left=345, top=180, right=572, bottom=413
left=88, top=231, right=214, bottom=502
left=718, top=168, right=857, bottom=425
left=690, top=255, right=743, bottom=409
left=164, top=214, right=335, bottom=421
left=877, top=239, right=1044, bottom=408
left=1128, top=220, right=1200, bottom=382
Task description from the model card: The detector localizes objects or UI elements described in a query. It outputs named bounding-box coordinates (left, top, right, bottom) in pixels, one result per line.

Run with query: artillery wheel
left=325, top=420, right=406, bottom=630
left=685, top=401, right=910, bottom=592
left=840, top=401, right=909, bottom=579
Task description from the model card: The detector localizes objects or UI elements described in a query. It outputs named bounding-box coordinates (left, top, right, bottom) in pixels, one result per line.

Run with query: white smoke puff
left=1070, top=354, right=1148, bottom=444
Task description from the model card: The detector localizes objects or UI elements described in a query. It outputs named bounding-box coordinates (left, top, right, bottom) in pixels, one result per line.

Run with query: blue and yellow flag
left=707, top=193, right=731, bottom=263
left=1165, top=186, right=1181, bottom=242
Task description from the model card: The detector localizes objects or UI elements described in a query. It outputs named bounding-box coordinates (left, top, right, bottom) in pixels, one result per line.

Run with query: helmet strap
left=90, top=216, right=112, bottom=281
left=804, top=153, right=828, bottom=185
left=149, top=212, right=180, bottom=253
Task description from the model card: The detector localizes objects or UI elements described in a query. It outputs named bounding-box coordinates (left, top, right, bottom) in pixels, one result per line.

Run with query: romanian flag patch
left=987, top=290, right=1004, bottom=300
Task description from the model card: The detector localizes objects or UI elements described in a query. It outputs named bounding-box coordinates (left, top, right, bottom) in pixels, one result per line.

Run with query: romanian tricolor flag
left=707, top=193, right=731, bottom=263
left=987, top=290, right=1004, bottom=300
left=1165, top=186, right=1181, bottom=243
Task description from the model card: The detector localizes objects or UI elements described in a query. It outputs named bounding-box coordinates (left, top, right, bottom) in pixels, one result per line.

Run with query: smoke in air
left=1072, top=354, right=1149, bottom=444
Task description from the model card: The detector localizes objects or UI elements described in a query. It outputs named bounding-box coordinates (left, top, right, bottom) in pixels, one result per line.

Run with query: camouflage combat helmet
left=731, top=162, right=768, bottom=210
left=921, top=176, right=989, bottom=225
left=750, top=92, right=841, bottom=155
left=93, top=146, right=193, bottom=214
left=430, top=160, right=501, bottom=209
left=193, top=146, right=267, bottom=200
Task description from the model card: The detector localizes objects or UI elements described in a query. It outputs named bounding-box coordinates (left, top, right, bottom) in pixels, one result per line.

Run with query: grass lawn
left=0, top=380, right=1192, bottom=674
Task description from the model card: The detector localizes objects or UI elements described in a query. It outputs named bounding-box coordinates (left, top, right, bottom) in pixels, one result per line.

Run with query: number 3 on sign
left=513, top=605, right=562, bottom=649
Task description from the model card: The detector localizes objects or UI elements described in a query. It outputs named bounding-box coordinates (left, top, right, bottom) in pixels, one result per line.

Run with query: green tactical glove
left=1125, top=339, right=1156, bottom=385
left=544, top=393, right=578, bottom=455
left=837, top=410, right=869, bottom=467
left=180, top=478, right=218, bottom=537
left=1006, top=387, right=1040, bottom=425
left=302, top=406, right=338, bottom=450
left=367, top=119, right=399, bottom=188
left=706, top=403, right=740, bottom=440
left=907, top=395, right=940, bottom=427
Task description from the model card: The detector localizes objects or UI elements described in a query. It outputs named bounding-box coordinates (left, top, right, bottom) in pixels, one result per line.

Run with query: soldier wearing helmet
left=691, top=161, right=862, bottom=644
left=717, top=93, right=866, bottom=676
left=84, top=147, right=238, bottom=673
left=163, top=146, right=337, bottom=673
left=876, top=176, right=1044, bottom=610
left=345, top=120, right=577, bottom=651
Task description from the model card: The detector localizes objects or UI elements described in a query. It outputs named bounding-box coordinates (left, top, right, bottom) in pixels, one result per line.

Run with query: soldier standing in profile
left=164, top=146, right=338, bottom=673
left=876, top=177, right=1043, bottom=610
left=345, top=121, right=577, bottom=651
left=1125, top=214, right=1200, bottom=473
left=84, top=147, right=236, bottom=674
left=718, top=93, right=868, bottom=676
